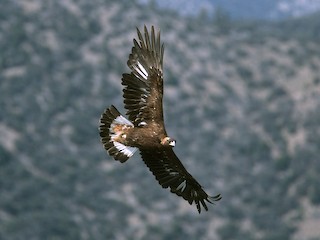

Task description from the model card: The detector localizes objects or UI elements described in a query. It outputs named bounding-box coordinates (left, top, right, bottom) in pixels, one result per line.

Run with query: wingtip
left=136, top=26, right=141, bottom=36
left=194, top=193, right=222, bottom=214
left=207, top=194, right=222, bottom=203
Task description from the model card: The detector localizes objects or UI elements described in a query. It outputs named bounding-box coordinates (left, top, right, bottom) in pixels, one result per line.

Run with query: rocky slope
left=1, top=0, right=320, bottom=239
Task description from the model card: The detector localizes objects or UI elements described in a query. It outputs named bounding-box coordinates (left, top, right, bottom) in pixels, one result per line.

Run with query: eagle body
left=112, top=119, right=168, bottom=149
left=99, top=26, right=221, bottom=213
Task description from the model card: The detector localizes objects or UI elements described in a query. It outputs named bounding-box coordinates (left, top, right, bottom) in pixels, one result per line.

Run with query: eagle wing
left=140, top=148, right=222, bottom=213
left=122, top=26, right=164, bottom=126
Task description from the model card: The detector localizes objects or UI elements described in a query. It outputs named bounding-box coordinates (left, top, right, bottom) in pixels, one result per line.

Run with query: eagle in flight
left=99, top=26, right=221, bottom=213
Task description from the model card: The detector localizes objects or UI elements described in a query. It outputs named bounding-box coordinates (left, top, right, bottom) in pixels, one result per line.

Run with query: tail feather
left=99, top=105, right=137, bottom=162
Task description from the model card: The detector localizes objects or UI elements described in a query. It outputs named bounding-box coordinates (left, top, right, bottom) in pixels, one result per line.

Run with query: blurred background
left=1, top=0, right=320, bottom=239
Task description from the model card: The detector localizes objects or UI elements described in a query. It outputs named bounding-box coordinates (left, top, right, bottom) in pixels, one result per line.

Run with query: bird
left=99, top=26, right=221, bottom=213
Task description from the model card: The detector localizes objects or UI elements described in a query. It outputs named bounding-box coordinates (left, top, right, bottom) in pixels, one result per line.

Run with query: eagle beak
left=169, top=140, right=176, bottom=147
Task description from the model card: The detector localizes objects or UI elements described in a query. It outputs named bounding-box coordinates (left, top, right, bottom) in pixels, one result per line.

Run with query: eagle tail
left=99, top=105, right=138, bottom=163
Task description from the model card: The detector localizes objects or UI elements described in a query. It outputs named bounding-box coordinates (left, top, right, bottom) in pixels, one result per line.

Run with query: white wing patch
left=133, top=61, right=148, bottom=80
left=176, top=180, right=187, bottom=192
left=138, top=121, right=147, bottom=127
left=113, top=115, right=133, bottom=126
left=113, top=141, right=137, bottom=158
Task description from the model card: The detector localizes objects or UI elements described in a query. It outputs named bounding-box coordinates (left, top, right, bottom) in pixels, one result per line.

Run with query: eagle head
left=161, top=136, right=176, bottom=147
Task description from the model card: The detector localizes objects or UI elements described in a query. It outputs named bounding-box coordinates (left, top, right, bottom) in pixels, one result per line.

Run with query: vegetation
left=1, top=0, right=320, bottom=239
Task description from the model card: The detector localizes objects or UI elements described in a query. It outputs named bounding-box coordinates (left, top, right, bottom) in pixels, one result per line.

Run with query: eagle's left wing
left=122, top=26, right=164, bottom=127
left=140, top=148, right=221, bottom=213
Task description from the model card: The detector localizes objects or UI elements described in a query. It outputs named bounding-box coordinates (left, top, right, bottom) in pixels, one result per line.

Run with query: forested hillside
left=1, top=1, right=320, bottom=239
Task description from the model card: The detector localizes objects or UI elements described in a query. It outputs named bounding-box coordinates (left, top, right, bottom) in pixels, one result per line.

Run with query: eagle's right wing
left=140, top=148, right=221, bottom=213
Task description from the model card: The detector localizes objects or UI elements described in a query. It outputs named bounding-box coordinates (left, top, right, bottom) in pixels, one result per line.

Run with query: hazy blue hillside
left=139, top=0, right=320, bottom=20
left=1, top=0, right=320, bottom=240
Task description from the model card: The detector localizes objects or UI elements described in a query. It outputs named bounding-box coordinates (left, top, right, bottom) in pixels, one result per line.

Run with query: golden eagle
left=99, top=26, right=221, bottom=213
